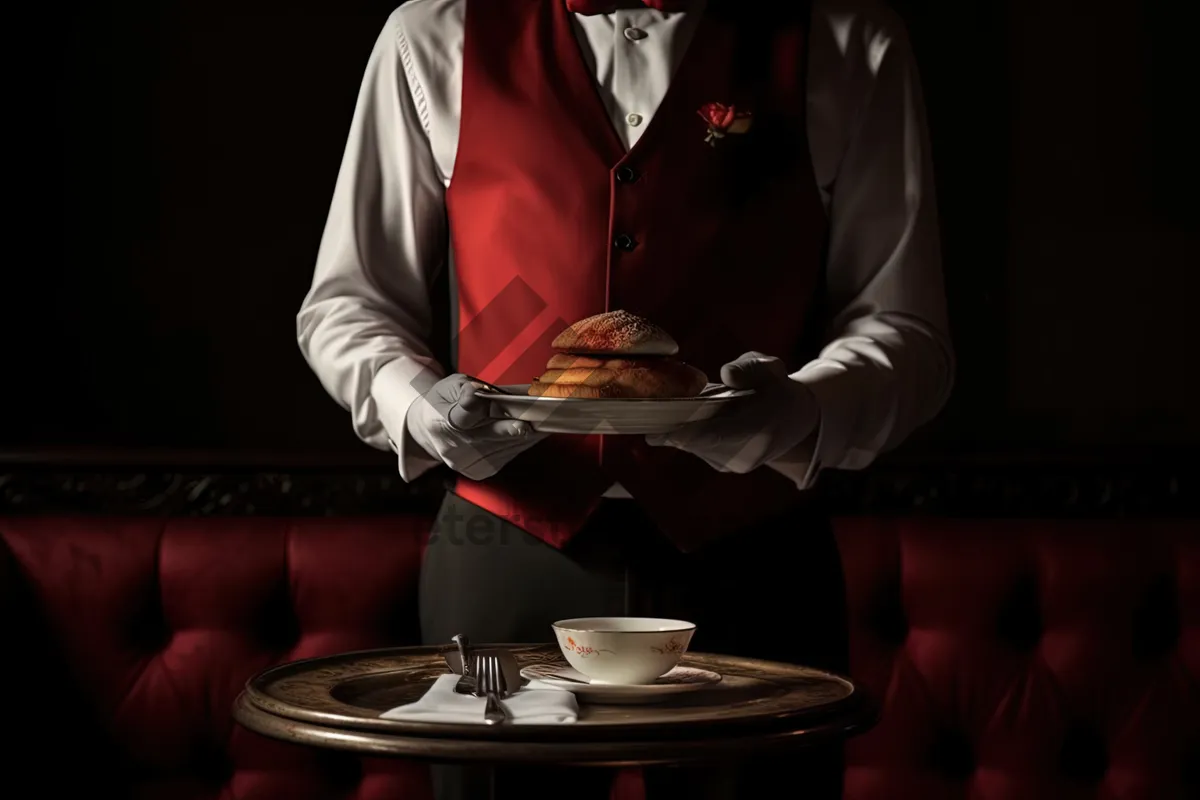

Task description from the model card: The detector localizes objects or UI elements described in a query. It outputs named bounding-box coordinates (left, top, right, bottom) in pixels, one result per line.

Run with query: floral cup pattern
left=563, top=636, right=614, bottom=658
left=650, top=636, right=685, bottom=655
left=554, top=618, right=695, bottom=684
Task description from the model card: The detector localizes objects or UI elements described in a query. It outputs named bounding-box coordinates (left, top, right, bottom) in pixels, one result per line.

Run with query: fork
left=474, top=653, right=511, bottom=725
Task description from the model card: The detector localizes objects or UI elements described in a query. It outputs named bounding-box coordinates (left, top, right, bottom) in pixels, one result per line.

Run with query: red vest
left=445, top=0, right=827, bottom=552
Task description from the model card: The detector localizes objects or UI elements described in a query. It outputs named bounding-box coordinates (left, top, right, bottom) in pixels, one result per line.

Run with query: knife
left=500, top=650, right=523, bottom=693
left=448, top=634, right=475, bottom=694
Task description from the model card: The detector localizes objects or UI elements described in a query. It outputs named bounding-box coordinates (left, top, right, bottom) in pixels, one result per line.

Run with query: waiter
left=298, top=0, right=952, bottom=797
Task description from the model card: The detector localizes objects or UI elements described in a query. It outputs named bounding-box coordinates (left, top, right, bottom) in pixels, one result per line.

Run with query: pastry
left=530, top=311, right=707, bottom=398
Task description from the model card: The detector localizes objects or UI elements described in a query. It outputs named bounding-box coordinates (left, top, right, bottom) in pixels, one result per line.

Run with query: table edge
left=233, top=692, right=878, bottom=766
left=240, top=645, right=868, bottom=740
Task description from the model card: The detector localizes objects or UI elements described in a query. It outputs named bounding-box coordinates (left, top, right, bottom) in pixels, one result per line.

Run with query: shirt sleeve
left=296, top=11, right=446, bottom=481
left=771, top=7, right=955, bottom=489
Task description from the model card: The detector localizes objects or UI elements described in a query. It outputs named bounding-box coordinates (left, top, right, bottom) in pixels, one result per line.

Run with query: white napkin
left=380, top=674, right=579, bottom=724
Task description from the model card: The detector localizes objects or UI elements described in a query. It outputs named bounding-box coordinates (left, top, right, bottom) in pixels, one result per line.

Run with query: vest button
left=615, top=166, right=637, bottom=183
left=613, top=234, right=637, bottom=252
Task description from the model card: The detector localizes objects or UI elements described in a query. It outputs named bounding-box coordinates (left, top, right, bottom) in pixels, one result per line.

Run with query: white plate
left=519, top=664, right=722, bottom=704
left=475, top=383, right=752, bottom=434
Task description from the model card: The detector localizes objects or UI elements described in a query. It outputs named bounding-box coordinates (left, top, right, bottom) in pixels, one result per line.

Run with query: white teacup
left=551, top=617, right=696, bottom=684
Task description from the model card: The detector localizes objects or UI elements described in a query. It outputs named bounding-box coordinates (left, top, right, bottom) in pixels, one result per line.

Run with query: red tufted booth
left=4, top=508, right=1198, bottom=798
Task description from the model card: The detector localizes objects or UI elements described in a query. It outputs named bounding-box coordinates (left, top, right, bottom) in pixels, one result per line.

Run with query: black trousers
left=419, top=491, right=848, bottom=800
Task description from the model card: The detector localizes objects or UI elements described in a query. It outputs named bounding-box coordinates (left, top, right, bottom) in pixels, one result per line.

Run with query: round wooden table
left=234, top=644, right=876, bottom=795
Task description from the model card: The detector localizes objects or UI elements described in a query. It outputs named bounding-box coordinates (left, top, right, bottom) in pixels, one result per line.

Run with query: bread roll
left=544, top=354, right=656, bottom=372
left=531, top=358, right=706, bottom=399
left=528, top=382, right=621, bottom=399
left=535, top=367, right=618, bottom=387
left=545, top=353, right=608, bottom=370
left=550, top=310, right=678, bottom=356
left=532, top=310, right=705, bottom=398
left=610, top=362, right=707, bottom=398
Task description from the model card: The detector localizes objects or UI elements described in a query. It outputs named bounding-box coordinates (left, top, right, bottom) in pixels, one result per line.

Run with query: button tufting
left=127, top=602, right=172, bottom=653
left=195, top=740, right=234, bottom=787
left=1131, top=575, right=1181, bottom=660
left=9, top=510, right=1198, bottom=800
left=930, top=730, right=975, bottom=781
left=996, top=572, right=1042, bottom=651
left=327, top=753, right=363, bottom=788
left=867, top=580, right=908, bottom=646
left=258, top=584, right=303, bottom=651
left=1060, top=724, right=1108, bottom=783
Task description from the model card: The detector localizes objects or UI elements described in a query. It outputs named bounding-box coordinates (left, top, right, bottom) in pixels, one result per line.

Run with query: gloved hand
left=405, top=374, right=548, bottom=480
left=645, top=352, right=819, bottom=474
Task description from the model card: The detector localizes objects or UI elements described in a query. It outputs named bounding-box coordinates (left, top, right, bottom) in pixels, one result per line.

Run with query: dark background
left=3, top=1, right=1196, bottom=463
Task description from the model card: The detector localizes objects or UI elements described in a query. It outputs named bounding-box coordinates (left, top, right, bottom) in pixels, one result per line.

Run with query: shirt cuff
left=767, top=361, right=874, bottom=490
left=371, top=357, right=444, bottom=482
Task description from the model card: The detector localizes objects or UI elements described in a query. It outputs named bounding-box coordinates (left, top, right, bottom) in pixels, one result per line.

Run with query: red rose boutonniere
left=698, top=102, right=752, bottom=146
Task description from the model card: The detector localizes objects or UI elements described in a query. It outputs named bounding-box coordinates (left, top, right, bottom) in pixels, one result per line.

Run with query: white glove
left=405, top=374, right=547, bottom=480
left=646, top=351, right=819, bottom=474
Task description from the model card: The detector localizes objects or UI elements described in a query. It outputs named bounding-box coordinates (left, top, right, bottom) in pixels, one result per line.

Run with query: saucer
left=519, top=664, right=721, bottom=705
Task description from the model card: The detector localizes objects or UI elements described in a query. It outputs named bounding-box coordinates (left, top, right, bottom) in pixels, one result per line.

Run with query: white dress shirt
left=297, top=0, right=954, bottom=494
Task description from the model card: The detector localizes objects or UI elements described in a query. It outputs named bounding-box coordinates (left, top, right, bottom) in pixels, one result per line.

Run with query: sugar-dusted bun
left=551, top=310, right=678, bottom=356
left=529, top=358, right=707, bottom=399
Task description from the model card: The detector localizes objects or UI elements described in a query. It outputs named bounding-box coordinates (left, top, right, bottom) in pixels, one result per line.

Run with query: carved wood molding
left=1, top=457, right=1194, bottom=516
left=0, top=469, right=445, bottom=517
left=819, top=463, right=1196, bottom=516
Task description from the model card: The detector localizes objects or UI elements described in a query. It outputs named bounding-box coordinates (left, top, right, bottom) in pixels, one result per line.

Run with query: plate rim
left=477, top=384, right=754, bottom=404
